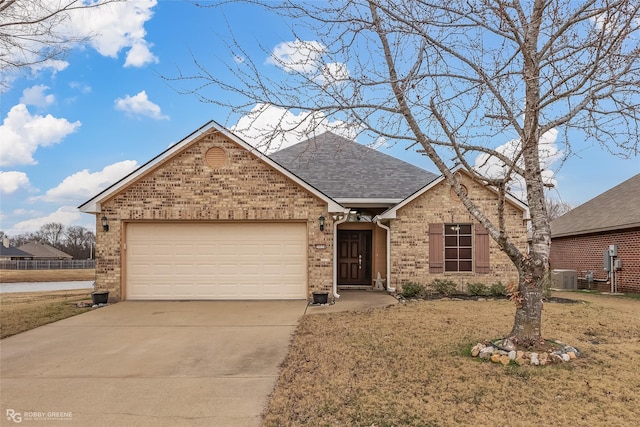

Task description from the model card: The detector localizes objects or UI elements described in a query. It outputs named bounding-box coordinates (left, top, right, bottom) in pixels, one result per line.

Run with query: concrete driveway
left=0, top=300, right=307, bottom=427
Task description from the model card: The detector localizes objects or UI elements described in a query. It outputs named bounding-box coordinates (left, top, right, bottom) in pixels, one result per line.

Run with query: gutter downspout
left=333, top=211, right=350, bottom=299
left=375, top=218, right=395, bottom=292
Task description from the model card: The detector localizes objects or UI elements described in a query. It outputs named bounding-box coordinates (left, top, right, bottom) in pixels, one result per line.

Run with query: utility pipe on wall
left=332, top=211, right=350, bottom=299
left=375, top=219, right=395, bottom=293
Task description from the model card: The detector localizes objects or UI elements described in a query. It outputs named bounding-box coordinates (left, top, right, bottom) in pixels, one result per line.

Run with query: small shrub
left=467, top=282, right=488, bottom=296
left=431, top=279, right=458, bottom=296
left=401, top=282, right=425, bottom=298
left=489, top=281, right=508, bottom=297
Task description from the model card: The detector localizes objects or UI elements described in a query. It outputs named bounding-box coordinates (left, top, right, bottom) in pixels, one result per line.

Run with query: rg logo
left=6, top=409, right=22, bottom=423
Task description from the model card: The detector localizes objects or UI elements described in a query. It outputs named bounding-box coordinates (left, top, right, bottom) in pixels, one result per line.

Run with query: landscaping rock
left=469, top=339, right=580, bottom=367
left=530, top=353, right=539, bottom=366
left=564, top=346, right=580, bottom=356
left=501, top=338, right=516, bottom=351
left=479, top=346, right=494, bottom=359
left=471, top=343, right=484, bottom=357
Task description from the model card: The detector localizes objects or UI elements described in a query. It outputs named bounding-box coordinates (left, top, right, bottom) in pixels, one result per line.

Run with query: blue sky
left=1, top=1, right=638, bottom=236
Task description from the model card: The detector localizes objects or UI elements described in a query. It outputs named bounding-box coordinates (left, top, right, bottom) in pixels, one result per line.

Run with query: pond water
left=0, top=281, right=94, bottom=293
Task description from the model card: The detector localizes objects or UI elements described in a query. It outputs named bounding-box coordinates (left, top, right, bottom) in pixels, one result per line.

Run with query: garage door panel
left=126, top=223, right=307, bottom=300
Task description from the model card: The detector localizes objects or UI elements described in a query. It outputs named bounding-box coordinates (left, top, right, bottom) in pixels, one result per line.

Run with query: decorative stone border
left=471, top=340, right=581, bottom=366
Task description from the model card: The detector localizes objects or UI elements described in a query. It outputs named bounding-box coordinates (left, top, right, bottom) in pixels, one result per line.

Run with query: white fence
left=0, top=260, right=96, bottom=270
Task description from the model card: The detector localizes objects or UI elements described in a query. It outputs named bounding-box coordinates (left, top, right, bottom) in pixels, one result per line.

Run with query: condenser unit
left=552, top=269, right=577, bottom=290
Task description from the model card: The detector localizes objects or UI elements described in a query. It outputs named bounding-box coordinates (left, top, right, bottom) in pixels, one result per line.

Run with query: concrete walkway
left=0, top=300, right=306, bottom=427
left=305, top=289, right=398, bottom=314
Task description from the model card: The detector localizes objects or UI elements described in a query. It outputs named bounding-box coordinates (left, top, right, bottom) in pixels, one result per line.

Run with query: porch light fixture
left=101, top=215, right=109, bottom=232
left=319, top=215, right=326, bottom=231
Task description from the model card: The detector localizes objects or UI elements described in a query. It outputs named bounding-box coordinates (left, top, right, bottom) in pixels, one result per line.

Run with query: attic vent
left=205, top=147, right=227, bottom=168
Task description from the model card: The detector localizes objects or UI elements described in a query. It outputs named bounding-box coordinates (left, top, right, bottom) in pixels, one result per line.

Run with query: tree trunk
left=509, top=259, right=546, bottom=344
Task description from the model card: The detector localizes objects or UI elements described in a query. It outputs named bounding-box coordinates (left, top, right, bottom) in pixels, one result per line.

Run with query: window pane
left=445, top=248, right=458, bottom=258
left=445, top=260, right=458, bottom=271
left=445, top=236, right=458, bottom=246
left=459, top=248, right=472, bottom=259
left=459, top=224, right=472, bottom=234
left=459, top=261, right=473, bottom=271
left=459, top=236, right=472, bottom=246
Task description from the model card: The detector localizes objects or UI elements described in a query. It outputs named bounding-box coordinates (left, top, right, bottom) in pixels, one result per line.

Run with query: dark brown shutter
left=429, top=223, right=444, bottom=273
left=475, top=223, right=490, bottom=274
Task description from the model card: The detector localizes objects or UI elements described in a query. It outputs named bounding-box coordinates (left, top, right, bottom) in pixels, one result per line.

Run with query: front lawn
left=263, top=292, right=640, bottom=426
left=0, top=289, right=93, bottom=339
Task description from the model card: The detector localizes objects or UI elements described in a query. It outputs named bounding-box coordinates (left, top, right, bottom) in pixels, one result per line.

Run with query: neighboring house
left=550, top=173, right=640, bottom=294
left=79, top=121, right=529, bottom=301
left=0, top=237, right=33, bottom=261
left=18, top=242, right=73, bottom=260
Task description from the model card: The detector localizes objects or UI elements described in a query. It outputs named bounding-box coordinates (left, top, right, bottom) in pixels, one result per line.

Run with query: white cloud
left=7, top=206, right=92, bottom=235
left=368, top=136, right=388, bottom=150
left=39, top=160, right=138, bottom=203
left=0, top=104, right=81, bottom=167
left=231, top=103, right=359, bottom=154
left=70, top=0, right=158, bottom=67
left=268, top=40, right=326, bottom=74
left=267, top=40, right=349, bottom=86
left=0, top=0, right=157, bottom=79
left=124, top=41, right=157, bottom=67
left=20, top=85, right=55, bottom=107
left=69, top=81, right=92, bottom=94
left=114, top=91, right=168, bottom=120
left=0, top=171, right=32, bottom=194
left=473, top=129, right=562, bottom=200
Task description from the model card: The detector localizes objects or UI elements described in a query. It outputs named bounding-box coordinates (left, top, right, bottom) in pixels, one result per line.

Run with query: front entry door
left=338, top=230, right=372, bottom=286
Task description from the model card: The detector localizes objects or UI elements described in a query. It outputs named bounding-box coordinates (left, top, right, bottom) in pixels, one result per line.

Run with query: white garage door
left=126, top=222, right=307, bottom=300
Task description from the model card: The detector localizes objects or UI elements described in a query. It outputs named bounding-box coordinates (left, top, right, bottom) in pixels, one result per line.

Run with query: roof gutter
left=374, top=217, right=395, bottom=293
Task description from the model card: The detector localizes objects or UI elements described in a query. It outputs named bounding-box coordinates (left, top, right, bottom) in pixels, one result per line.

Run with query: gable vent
left=205, top=147, right=227, bottom=168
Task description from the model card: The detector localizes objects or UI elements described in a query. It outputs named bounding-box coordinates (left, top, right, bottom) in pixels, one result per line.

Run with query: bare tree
left=0, top=0, right=118, bottom=75
left=37, top=222, right=65, bottom=247
left=64, top=225, right=95, bottom=259
left=546, top=197, right=574, bottom=221
left=6, top=231, right=37, bottom=247
left=178, top=0, right=640, bottom=345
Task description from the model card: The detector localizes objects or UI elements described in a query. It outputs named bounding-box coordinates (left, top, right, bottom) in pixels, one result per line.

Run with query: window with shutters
left=444, top=223, right=473, bottom=272
left=429, top=223, right=490, bottom=274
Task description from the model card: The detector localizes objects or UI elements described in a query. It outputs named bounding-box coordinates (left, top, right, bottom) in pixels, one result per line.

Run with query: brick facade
left=550, top=228, right=640, bottom=293
left=390, top=173, right=528, bottom=291
left=95, top=130, right=332, bottom=300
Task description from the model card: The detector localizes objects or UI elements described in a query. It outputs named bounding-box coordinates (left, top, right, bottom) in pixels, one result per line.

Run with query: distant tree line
left=1, top=223, right=95, bottom=259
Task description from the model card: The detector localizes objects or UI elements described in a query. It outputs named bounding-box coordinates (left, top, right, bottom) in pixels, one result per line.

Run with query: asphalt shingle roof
left=18, top=242, right=73, bottom=259
left=0, top=245, right=32, bottom=258
left=551, top=173, right=640, bottom=238
left=269, top=132, right=437, bottom=200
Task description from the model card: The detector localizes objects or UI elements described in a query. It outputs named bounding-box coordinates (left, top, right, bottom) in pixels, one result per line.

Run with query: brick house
left=79, top=121, right=529, bottom=301
left=550, top=173, right=640, bottom=294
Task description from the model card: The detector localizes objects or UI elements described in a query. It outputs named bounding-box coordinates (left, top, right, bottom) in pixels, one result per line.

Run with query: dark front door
left=338, top=230, right=372, bottom=286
